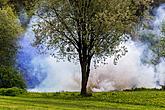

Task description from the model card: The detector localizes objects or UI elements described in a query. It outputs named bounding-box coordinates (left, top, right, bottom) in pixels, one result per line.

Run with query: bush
left=0, top=66, right=26, bottom=89
left=0, top=87, right=26, bottom=96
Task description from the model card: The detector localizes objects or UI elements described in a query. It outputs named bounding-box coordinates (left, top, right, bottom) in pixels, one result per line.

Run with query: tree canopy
left=34, top=0, right=152, bottom=95
left=0, top=1, right=23, bottom=66
left=0, top=1, right=26, bottom=89
left=0, top=65, right=26, bottom=89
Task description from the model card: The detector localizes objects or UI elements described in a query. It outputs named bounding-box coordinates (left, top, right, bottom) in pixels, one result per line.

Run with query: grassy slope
left=0, top=90, right=165, bottom=110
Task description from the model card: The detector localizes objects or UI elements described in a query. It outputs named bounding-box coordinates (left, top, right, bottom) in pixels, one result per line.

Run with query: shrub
left=0, top=87, right=26, bottom=96
left=0, top=66, right=26, bottom=89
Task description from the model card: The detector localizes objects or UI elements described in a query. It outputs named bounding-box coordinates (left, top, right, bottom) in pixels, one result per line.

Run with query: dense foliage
left=0, top=87, right=26, bottom=96
left=0, top=0, right=23, bottom=66
left=0, top=0, right=26, bottom=89
left=0, top=66, right=26, bottom=89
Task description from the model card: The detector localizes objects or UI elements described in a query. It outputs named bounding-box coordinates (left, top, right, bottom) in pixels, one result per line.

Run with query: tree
left=147, top=22, right=165, bottom=64
left=0, top=65, right=26, bottom=89
left=0, top=1, right=23, bottom=66
left=34, top=0, right=152, bottom=96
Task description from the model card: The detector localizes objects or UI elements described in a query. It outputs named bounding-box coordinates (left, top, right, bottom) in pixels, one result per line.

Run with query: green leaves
left=0, top=66, right=26, bottom=89
left=33, top=0, right=152, bottom=67
left=35, top=0, right=150, bottom=53
left=0, top=3, right=23, bottom=66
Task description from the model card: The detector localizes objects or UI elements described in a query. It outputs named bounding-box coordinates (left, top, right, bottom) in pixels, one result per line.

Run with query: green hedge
left=0, top=87, right=27, bottom=96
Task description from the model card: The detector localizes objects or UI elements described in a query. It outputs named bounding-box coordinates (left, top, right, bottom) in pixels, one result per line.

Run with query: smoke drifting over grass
left=17, top=4, right=165, bottom=92
left=88, top=41, right=158, bottom=92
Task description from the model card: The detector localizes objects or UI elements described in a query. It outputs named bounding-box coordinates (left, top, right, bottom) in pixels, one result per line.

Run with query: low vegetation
left=0, top=90, right=165, bottom=109
left=0, top=66, right=26, bottom=89
left=0, top=87, right=26, bottom=96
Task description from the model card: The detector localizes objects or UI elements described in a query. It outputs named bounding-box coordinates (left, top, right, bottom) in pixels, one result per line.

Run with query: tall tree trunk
left=80, top=57, right=91, bottom=96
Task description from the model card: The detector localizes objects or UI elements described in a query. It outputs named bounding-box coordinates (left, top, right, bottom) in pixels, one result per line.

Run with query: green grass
left=0, top=90, right=165, bottom=109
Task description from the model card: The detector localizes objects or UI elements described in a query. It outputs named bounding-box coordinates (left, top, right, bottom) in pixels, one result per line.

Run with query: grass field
left=0, top=90, right=165, bottom=110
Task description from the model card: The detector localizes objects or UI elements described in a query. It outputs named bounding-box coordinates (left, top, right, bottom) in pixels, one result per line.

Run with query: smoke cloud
left=16, top=4, right=165, bottom=92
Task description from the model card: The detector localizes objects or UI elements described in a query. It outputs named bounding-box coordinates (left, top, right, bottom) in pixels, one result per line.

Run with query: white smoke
left=153, top=4, right=165, bottom=35
left=88, top=41, right=158, bottom=92
left=18, top=4, right=165, bottom=92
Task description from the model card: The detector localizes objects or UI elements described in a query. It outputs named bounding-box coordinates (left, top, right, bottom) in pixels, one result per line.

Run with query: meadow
left=0, top=90, right=165, bottom=110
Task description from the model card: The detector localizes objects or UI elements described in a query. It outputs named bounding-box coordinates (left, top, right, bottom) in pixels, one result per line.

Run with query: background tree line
left=0, top=0, right=26, bottom=89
